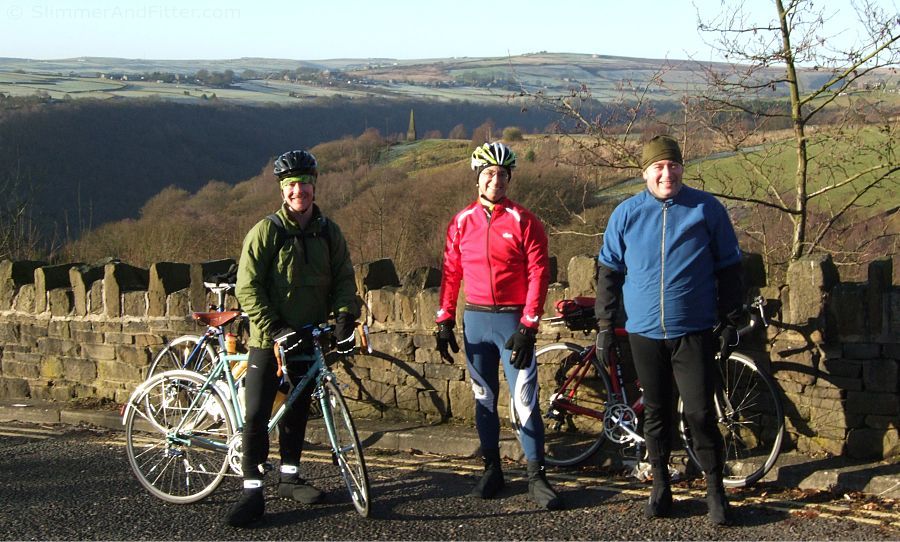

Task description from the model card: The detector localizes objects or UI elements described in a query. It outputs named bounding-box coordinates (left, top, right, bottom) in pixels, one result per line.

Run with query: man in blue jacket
left=595, top=135, right=744, bottom=525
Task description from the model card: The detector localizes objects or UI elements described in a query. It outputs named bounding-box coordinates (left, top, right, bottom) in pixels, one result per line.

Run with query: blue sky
left=0, top=0, right=895, bottom=62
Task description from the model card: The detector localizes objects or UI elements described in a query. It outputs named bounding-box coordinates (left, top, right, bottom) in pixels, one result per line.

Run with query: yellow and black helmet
left=471, top=142, right=516, bottom=171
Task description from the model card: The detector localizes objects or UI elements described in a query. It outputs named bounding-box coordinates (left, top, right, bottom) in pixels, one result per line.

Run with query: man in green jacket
left=227, top=149, right=359, bottom=528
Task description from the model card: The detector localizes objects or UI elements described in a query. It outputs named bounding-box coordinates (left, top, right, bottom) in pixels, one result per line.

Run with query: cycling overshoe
left=706, top=472, right=732, bottom=526
left=527, top=460, right=562, bottom=510
left=278, top=474, right=324, bottom=504
left=471, top=448, right=505, bottom=499
left=645, top=466, right=673, bottom=518
left=226, top=487, right=264, bottom=527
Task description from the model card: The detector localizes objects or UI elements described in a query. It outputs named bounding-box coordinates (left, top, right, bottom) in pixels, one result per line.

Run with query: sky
left=0, top=0, right=896, bottom=62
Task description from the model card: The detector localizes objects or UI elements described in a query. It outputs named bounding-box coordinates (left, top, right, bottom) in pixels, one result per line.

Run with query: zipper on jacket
left=659, top=201, right=669, bottom=338
left=485, top=207, right=498, bottom=305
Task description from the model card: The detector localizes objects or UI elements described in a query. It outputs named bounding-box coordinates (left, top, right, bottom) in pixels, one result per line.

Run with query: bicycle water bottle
left=225, top=333, right=238, bottom=355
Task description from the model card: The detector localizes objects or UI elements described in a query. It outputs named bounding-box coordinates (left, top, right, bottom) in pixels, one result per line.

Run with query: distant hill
left=4, top=53, right=894, bottom=106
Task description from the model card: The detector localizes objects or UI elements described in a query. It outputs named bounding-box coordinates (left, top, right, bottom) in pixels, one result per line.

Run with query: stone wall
left=0, top=253, right=896, bottom=459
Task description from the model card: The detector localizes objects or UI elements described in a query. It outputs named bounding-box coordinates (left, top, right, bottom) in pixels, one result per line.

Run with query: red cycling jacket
left=436, top=198, right=550, bottom=329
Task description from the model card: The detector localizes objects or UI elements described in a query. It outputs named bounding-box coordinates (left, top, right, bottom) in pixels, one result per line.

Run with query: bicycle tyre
left=511, top=342, right=613, bottom=467
left=125, top=370, right=235, bottom=503
left=321, top=379, right=371, bottom=517
left=678, top=352, right=784, bottom=488
left=148, top=335, right=217, bottom=378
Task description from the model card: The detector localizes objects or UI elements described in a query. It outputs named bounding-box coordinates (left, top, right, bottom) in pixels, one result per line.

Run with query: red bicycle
left=512, top=296, right=784, bottom=488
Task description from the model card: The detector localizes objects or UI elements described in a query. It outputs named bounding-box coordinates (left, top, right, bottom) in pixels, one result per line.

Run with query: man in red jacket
left=435, top=142, right=560, bottom=510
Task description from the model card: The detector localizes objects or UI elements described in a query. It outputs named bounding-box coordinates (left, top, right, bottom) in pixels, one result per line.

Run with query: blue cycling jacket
left=598, top=186, right=742, bottom=339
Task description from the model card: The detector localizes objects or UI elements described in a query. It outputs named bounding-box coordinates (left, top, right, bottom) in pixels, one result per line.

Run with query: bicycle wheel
left=148, top=335, right=217, bottom=378
left=679, top=352, right=784, bottom=488
left=125, top=370, right=235, bottom=503
left=512, top=343, right=613, bottom=467
left=321, top=379, right=370, bottom=517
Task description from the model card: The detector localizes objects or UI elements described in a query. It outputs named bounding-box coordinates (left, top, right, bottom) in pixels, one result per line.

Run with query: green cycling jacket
left=236, top=204, right=359, bottom=349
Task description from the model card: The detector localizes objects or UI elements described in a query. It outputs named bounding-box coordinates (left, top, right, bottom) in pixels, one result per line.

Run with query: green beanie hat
left=641, top=135, right=683, bottom=170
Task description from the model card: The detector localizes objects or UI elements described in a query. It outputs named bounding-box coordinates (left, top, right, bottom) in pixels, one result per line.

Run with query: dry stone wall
left=0, top=253, right=896, bottom=459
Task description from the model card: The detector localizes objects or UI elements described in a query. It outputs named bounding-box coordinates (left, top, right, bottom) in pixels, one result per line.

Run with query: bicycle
left=512, top=295, right=784, bottom=488
left=122, top=319, right=371, bottom=516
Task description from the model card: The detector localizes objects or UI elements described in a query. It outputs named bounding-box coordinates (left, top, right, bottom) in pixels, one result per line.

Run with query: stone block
left=368, top=332, right=414, bottom=362
left=81, top=343, right=117, bottom=361
left=863, top=359, right=898, bottom=393
left=88, top=280, right=103, bottom=314
left=396, top=385, right=419, bottom=412
left=116, top=345, right=152, bottom=367
left=0, top=321, right=19, bottom=343
left=0, top=260, right=44, bottom=310
left=103, top=262, right=149, bottom=317
left=844, top=343, right=881, bottom=360
left=34, top=264, right=78, bottom=314
left=424, top=363, right=465, bottom=381
left=97, top=359, right=142, bottom=383
left=415, top=348, right=450, bottom=364
left=368, top=286, right=397, bottom=325
left=415, top=288, right=440, bottom=331
left=92, top=321, right=122, bottom=333
left=393, top=288, right=417, bottom=328
left=62, top=357, right=98, bottom=382
left=846, top=427, right=898, bottom=460
left=830, top=284, right=869, bottom=338
left=36, top=337, right=78, bottom=357
left=418, top=385, right=449, bottom=416
left=866, top=414, right=899, bottom=430
left=47, top=320, right=70, bottom=339
left=866, top=258, right=891, bottom=336
left=104, top=332, right=134, bottom=345
left=786, top=254, right=837, bottom=326
left=69, top=262, right=105, bottom=316
left=565, top=254, right=596, bottom=298
left=449, top=379, right=475, bottom=420
left=167, top=290, right=191, bottom=318
left=360, top=380, right=395, bottom=407
left=39, top=356, right=64, bottom=379
left=846, top=391, right=898, bottom=416
left=122, top=320, right=150, bottom=334
left=820, top=358, right=862, bottom=378
left=122, top=291, right=147, bottom=317
left=0, top=377, right=30, bottom=398
left=148, top=262, right=190, bottom=317
left=48, top=289, right=73, bottom=316
left=14, top=284, right=35, bottom=313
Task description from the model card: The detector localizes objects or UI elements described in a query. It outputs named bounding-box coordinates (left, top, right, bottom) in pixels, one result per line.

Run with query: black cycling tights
left=241, top=347, right=314, bottom=478
left=629, top=330, right=724, bottom=474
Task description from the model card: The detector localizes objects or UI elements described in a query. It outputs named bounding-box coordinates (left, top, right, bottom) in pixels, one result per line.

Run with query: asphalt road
left=1, top=421, right=897, bottom=541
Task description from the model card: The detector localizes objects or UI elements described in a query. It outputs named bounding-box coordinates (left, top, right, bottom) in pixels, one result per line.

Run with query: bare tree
left=691, top=0, right=900, bottom=275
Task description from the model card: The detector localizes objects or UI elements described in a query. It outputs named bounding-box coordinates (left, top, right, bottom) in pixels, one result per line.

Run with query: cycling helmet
left=471, top=142, right=517, bottom=171
left=273, top=150, right=318, bottom=179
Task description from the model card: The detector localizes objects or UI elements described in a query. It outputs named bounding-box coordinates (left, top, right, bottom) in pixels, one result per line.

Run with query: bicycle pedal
left=261, top=462, right=275, bottom=473
left=331, top=451, right=338, bottom=466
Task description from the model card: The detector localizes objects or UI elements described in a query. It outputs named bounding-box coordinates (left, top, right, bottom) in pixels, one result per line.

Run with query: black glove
left=435, top=321, right=460, bottom=363
left=718, top=324, right=738, bottom=361
left=271, top=324, right=303, bottom=353
left=595, top=325, right=616, bottom=367
left=505, top=323, right=537, bottom=370
left=334, top=312, right=356, bottom=355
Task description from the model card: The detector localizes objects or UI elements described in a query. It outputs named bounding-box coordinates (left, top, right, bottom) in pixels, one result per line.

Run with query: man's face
left=643, top=160, right=684, bottom=200
left=282, top=180, right=315, bottom=214
left=478, top=165, right=509, bottom=202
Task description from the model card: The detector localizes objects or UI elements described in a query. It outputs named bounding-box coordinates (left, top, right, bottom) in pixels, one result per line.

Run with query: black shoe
left=706, top=473, right=732, bottom=526
left=527, top=461, right=562, bottom=510
left=278, top=475, right=324, bottom=504
left=226, top=488, right=264, bottom=528
left=645, top=467, right=673, bottom=519
left=471, top=448, right=505, bottom=499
